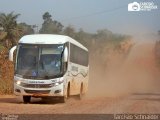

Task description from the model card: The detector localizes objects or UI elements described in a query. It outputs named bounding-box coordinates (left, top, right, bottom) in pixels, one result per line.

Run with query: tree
left=96, top=29, right=112, bottom=40
left=158, top=30, right=160, bottom=36
left=75, top=28, right=93, bottom=48
left=39, top=12, right=63, bottom=34
left=63, top=25, right=75, bottom=38
left=0, top=12, right=22, bottom=48
left=18, top=23, right=34, bottom=35
left=42, top=12, right=52, bottom=21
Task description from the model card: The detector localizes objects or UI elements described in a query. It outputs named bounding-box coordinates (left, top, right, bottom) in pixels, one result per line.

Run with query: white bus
left=9, top=34, right=89, bottom=103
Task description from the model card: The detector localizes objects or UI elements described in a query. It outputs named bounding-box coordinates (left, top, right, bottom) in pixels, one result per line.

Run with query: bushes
left=155, top=41, right=160, bottom=66
left=0, top=77, right=13, bottom=94
left=0, top=48, right=14, bottom=95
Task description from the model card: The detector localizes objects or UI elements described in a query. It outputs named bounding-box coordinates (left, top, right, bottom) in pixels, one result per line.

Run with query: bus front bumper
left=14, top=83, right=64, bottom=97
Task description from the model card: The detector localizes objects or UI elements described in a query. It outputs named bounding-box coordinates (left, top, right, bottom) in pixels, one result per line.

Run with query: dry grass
left=0, top=48, right=14, bottom=95
left=0, top=78, right=13, bottom=94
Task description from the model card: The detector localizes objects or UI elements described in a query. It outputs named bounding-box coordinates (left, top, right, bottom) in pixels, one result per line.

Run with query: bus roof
left=19, top=34, right=88, bottom=51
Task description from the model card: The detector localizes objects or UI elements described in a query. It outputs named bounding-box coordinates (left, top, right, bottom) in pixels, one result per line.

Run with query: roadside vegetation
left=155, top=31, right=160, bottom=67
left=0, top=12, right=133, bottom=94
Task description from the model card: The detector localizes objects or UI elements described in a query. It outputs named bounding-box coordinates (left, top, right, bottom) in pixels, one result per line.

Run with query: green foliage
left=18, top=23, right=34, bottom=35
left=0, top=44, right=4, bottom=51
left=0, top=12, right=22, bottom=49
left=39, top=12, right=63, bottom=34
left=62, top=28, right=131, bottom=51
left=0, top=12, right=20, bottom=32
left=0, top=31, right=7, bottom=40
left=0, top=12, right=35, bottom=50
left=63, top=25, right=75, bottom=38
left=42, top=12, right=52, bottom=21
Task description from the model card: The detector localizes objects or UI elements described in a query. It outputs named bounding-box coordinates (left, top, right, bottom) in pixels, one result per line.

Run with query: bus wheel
left=78, top=84, right=83, bottom=100
left=60, top=96, right=67, bottom=103
left=23, top=96, right=31, bottom=104
left=61, top=84, right=70, bottom=103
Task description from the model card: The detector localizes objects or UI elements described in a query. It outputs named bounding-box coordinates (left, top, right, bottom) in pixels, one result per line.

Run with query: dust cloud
left=87, top=38, right=160, bottom=98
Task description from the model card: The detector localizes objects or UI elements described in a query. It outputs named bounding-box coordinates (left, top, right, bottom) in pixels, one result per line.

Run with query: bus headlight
left=55, top=83, right=59, bottom=86
left=55, top=78, right=64, bottom=86
left=58, top=78, right=64, bottom=84
left=15, top=81, right=21, bottom=85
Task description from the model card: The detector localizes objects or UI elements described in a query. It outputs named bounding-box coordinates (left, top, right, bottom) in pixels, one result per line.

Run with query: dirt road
left=0, top=93, right=160, bottom=114
left=1, top=41, right=160, bottom=118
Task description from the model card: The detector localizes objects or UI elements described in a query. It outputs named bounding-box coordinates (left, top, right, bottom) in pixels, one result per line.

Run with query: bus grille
left=24, top=90, right=50, bottom=94
left=21, top=83, right=54, bottom=88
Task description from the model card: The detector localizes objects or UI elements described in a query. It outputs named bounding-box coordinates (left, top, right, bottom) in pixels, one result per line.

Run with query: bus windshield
left=16, top=44, right=64, bottom=79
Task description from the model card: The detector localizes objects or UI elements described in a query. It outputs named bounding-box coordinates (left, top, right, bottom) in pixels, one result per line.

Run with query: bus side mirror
left=9, top=46, right=17, bottom=61
left=63, top=47, right=68, bottom=62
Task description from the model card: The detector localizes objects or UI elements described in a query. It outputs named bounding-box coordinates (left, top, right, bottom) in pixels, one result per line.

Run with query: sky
left=0, top=0, right=160, bottom=38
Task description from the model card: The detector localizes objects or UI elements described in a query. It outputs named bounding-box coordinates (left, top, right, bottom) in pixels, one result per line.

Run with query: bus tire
left=23, top=96, right=31, bottom=104
left=61, top=83, right=70, bottom=103
left=78, top=84, right=83, bottom=100
left=60, top=96, right=67, bottom=103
